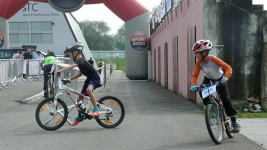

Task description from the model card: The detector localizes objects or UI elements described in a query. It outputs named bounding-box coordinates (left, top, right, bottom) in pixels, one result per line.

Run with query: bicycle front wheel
left=205, top=104, right=223, bottom=144
left=35, top=98, right=68, bottom=131
left=96, top=96, right=125, bottom=128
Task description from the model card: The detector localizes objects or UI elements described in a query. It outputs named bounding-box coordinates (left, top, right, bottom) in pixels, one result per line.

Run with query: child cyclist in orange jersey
left=190, top=40, right=241, bottom=133
left=56, top=43, right=101, bottom=126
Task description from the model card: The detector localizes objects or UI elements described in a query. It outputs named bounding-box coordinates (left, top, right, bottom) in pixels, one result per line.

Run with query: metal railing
left=0, top=58, right=111, bottom=93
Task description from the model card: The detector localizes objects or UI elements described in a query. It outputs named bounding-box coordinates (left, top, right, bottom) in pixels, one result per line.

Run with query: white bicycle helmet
left=64, top=42, right=83, bottom=62
left=192, top=40, right=212, bottom=52
left=65, top=42, right=83, bottom=53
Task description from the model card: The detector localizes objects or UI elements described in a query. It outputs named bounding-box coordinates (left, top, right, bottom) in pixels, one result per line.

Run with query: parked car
left=0, top=49, right=46, bottom=59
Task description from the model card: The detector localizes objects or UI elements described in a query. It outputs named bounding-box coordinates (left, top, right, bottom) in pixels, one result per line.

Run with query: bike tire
left=205, top=103, right=223, bottom=144
left=35, top=98, right=68, bottom=131
left=224, top=111, right=234, bottom=138
left=96, top=96, right=125, bottom=128
left=48, top=77, right=54, bottom=98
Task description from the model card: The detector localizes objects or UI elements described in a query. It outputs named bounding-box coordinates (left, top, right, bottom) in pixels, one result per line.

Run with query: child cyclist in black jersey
left=56, top=43, right=101, bottom=126
left=190, top=40, right=241, bottom=133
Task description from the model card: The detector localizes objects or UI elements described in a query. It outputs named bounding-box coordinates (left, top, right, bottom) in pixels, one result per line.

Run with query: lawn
left=95, top=58, right=126, bottom=72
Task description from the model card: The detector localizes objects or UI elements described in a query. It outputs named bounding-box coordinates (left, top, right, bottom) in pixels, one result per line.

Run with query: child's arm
left=211, top=56, right=232, bottom=78
left=69, top=72, right=83, bottom=81
left=191, top=60, right=201, bottom=86
left=56, top=63, right=78, bottom=75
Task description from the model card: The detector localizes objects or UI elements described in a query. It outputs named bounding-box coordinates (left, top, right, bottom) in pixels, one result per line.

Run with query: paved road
left=0, top=71, right=265, bottom=150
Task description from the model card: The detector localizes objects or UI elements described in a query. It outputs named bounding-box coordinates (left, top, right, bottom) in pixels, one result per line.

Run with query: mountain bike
left=35, top=76, right=125, bottom=131
left=192, top=82, right=234, bottom=144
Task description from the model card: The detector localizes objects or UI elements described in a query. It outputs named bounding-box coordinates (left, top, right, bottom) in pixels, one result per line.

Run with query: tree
left=79, top=20, right=113, bottom=50
left=113, top=24, right=125, bottom=50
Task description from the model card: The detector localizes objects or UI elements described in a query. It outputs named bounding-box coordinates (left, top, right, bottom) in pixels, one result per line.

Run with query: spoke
left=44, top=114, right=57, bottom=125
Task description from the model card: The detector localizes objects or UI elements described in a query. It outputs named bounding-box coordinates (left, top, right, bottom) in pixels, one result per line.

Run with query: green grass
left=198, top=107, right=267, bottom=118
left=236, top=112, right=267, bottom=118
left=95, top=58, right=126, bottom=72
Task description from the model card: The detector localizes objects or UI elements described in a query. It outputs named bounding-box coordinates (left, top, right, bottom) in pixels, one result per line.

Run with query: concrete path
left=0, top=70, right=266, bottom=149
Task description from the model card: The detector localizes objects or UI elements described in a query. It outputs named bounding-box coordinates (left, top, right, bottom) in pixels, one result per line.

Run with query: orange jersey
left=191, top=56, right=232, bottom=85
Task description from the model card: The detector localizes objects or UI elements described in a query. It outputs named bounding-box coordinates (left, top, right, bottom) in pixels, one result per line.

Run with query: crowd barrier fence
left=0, top=58, right=111, bottom=94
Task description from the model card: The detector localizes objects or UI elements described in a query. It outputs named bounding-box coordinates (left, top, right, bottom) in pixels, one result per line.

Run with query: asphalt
left=1, top=70, right=267, bottom=149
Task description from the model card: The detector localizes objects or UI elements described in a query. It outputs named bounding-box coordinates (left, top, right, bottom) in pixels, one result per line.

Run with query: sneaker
left=71, top=115, right=83, bottom=126
left=44, top=92, right=48, bottom=98
left=232, top=122, right=241, bottom=133
left=89, top=109, right=100, bottom=117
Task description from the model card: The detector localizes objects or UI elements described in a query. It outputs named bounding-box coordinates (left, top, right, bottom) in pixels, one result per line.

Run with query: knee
left=86, top=88, right=93, bottom=94
left=78, top=95, right=83, bottom=99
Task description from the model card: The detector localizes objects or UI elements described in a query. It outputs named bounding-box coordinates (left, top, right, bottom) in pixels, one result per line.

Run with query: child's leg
left=216, top=84, right=237, bottom=116
left=217, top=84, right=241, bottom=132
left=86, top=85, right=97, bottom=108
left=86, top=85, right=100, bottom=117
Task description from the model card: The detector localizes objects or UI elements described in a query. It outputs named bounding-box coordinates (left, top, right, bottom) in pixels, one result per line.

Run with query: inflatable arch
left=0, top=0, right=150, bottom=80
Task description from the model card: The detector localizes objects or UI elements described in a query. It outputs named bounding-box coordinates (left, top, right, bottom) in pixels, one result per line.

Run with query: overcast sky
left=72, top=0, right=266, bottom=35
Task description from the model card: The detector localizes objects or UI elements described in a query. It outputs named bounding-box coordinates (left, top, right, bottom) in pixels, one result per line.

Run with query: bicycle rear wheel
left=48, top=77, right=54, bottom=98
left=205, top=103, right=223, bottom=144
left=35, top=98, right=68, bottom=131
left=96, top=96, right=125, bottom=128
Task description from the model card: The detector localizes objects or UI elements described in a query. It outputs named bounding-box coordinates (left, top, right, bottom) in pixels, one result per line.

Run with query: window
left=0, top=51, right=5, bottom=58
left=10, top=34, right=29, bottom=43
left=31, top=33, right=52, bottom=43
left=9, top=22, right=29, bottom=32
left=31, top=22, right=52, bottom=31
left=9, top=21, right=53, bottom=44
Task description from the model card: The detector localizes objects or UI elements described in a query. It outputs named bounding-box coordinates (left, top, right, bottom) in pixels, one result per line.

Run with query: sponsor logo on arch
left=130, top=32, right=148, bottom=51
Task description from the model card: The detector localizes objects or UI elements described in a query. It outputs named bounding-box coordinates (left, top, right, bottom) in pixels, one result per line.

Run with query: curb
left=21, top=91, right=44, bottom=104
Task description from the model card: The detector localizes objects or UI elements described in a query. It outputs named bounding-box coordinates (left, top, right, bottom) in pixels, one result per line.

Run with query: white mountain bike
left=35, top=76, right=125, bottom=131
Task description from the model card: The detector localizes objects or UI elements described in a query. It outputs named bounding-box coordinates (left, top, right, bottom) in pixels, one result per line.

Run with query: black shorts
left=81, top=73, right=101, bottom=94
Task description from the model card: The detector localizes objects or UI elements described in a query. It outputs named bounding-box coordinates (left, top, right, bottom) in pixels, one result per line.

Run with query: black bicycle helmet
left=47, top=51, right=55, bottom=56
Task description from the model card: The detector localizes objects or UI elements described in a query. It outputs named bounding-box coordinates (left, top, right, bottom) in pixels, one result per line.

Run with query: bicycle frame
left=208, top=92, right=230, bottom=130
left=202, top=82, right=233, bottom=132
left=51, top=78, right=113, bottom=125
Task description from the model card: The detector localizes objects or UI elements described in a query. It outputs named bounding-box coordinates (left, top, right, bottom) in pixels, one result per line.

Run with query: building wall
left=8, top=1, right=76, bottom=55
left=0, top=17, right=9, bottom=49
left=204, top=0, right=267, bottom=100
left=151, top=0, right=267, bottom=103
left=151, top=0, right=204, bottom=103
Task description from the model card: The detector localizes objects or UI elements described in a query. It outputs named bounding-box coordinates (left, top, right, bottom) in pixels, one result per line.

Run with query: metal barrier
left=0, top=58, right=111, bottom=93
left=98, top=63, right=111, bottom=92
left=0, top=59, right=45, bottom=90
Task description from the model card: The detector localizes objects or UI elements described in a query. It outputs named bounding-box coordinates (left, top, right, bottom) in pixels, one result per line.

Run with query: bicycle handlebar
left=190, top=81, right=220, bottom=93
left=55, top=75, right=70, bottom=85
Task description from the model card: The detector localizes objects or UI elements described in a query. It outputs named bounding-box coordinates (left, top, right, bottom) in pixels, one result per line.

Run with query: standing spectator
left=22, top=49, right=33, bottom=78
left=98, top=59, right=104, bottom=74
left=88, top=57, right=94, bottom=66
left=34, top=50, right=44, bottom=60
left=23, top=49, right=33, bottom=60
left=40, top=51, right=56, bottom=98
left=11, top=51, right=23, bottom=59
